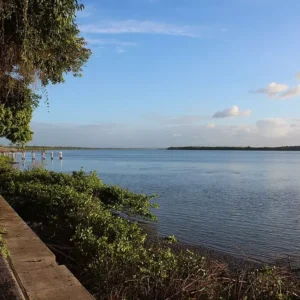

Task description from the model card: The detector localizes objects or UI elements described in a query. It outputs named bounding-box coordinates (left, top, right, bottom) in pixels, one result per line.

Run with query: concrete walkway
left=0, top=196, right=94, bottom=300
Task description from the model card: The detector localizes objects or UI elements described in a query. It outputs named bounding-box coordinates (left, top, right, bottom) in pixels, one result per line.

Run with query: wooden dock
left=0, top=196, right=94, bottom=300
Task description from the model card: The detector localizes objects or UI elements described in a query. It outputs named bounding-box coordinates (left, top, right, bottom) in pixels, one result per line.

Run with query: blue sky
left=28, top=0, right=300, bottom=147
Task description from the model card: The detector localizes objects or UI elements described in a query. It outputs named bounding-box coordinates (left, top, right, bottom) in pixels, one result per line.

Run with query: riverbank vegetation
left=0, top=158, right=299, bottom=299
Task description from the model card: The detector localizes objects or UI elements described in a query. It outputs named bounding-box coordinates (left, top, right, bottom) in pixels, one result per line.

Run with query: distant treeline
left=1, top=145, right=160, bottom=151
left=167, top=146, right=300, bottom=151
left=2, top=146, right=97, bottom=151
left=24, top=146, right=101, bottom=151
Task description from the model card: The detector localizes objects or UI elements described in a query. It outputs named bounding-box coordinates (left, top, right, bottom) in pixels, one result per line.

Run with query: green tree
left=0, top=0, right=91, bottom=144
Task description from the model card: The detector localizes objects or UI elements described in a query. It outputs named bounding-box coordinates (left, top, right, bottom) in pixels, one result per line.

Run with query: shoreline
left=167, top=146, right=300, bottom=151
left=0, top=146, right=164, bottom=151
left=140, top=220, right=265, bottom=270
left=3, top=145, right=300, bottom=152
left=141, top=220, right=298, bottom=271
left=150, top=236, right=300, bottom=273
left=147, top=234, right=264, bottom=271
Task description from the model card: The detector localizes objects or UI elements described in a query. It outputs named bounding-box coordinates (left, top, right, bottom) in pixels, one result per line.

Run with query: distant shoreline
left=1, top=146, right=163, bottom=151
left=2, top=145, right=300, bottom=152
left=167, top=146, right=300, bottom=151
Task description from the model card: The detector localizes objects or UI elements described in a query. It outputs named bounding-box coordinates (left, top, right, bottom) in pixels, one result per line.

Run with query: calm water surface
left=22, top=150, right=300, bottom=263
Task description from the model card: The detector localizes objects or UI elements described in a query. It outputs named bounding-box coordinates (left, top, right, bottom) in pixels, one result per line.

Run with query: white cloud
left=251, top=74, right=300, bottom=99
left=144, top=114, right=210, bottom=125
left=213, top=106, right=252, bottom=118
left=79, top=20, right=199, bottom=37
left=86, top=38, right=137, bottom=47
left=116, top=47, right=126, bottom=53
left=256, top=119, right=289, bottom=137
left=251, top=82, right=289, bottom=97
left=279, top=84, right=300, bottom=99
left=206, top=123, right=216, bottom=128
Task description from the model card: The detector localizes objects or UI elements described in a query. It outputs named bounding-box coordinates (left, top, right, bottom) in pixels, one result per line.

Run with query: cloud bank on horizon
left=0, top=117, right=298, bottom=148
left=27, top=0, right=300, bottom=147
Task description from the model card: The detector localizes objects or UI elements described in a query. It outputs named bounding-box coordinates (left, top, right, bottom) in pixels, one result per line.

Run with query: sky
left=16, top=0, right=300, bottom=147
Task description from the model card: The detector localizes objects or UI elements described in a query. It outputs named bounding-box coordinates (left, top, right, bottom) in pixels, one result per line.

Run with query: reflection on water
left=17, top=150, right=300, bottom=264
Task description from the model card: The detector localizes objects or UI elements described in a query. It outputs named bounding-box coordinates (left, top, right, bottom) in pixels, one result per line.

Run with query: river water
left=21, top=149, right=300, bottom=264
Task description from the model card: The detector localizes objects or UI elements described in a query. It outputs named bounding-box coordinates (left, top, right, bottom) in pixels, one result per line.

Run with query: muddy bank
left=139, top=217, right=300, bottom=273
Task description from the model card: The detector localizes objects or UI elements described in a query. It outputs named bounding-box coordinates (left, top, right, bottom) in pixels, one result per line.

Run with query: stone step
left=27, top=285, right=95, bottom=300
left=18, top=265, right=81, bottom=293
left=0, top=254, right=25, bottom=300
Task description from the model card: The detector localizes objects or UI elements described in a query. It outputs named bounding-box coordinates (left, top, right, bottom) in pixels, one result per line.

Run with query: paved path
left=0, top=196, right=94, bottom=300
left=0, top=254, right=25, bottom=300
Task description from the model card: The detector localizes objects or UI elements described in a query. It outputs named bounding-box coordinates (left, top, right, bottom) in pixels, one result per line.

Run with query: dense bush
left=0, top=160, right=299, bottom=299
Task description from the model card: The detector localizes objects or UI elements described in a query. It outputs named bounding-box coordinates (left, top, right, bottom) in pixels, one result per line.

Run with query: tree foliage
left=0, top=75, right=40, bottom=144
left=0, top=0, right=91, bottom=144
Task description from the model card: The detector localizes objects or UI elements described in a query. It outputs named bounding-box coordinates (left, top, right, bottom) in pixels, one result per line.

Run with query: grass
left=0, top=225, right=8, bottom=259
